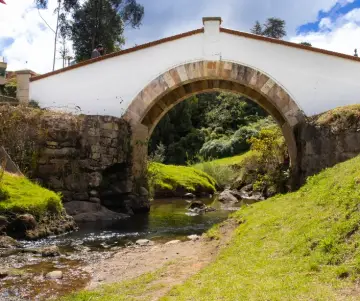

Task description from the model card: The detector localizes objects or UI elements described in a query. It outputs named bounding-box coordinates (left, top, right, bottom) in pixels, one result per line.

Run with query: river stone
left=64, top=201, right=129, bottom=222
left=40, top=245, right=60, bottom=257
left=46, top=270, right=63, bottom=279
left=136, top=239, right=154, bottom=246
left=15, top=214, right=37, bottom=231
left=0, top=269, right=9, bottom=279
left=0, top=235, right=20, bottom=248
left=165, top=240, right=181, bottom=245
left=218, top=190, right=238, bottom=204
left=187, top=234, right=200, bottom=241
left=184, top=193, right=196, bottom=199
left=188, top=201, right=205, bottom=210
left=139, top=187, right=149, bottom=197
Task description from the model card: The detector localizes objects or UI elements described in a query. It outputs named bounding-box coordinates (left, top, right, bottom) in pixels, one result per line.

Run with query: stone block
left=89, top=172, right=102, bottom=188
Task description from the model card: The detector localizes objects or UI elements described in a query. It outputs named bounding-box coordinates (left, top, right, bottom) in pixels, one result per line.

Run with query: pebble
left=46, top=271, right=63, bottom=279
left=135, top=239, right=154, bottom=246
left=0, top=269, right=9, bottom=279
left=187, top=234, right=200, bottom=241
left=165, top=240, right=181, bottom=245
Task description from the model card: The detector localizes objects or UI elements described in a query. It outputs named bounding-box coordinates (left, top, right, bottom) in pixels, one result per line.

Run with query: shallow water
left=0, top=197, right=239, bottom=300
left=21, top=197, right=236, bottom=250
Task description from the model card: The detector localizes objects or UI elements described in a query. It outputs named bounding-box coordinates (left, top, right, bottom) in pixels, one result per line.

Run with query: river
left=0, top=197, right=239, bottom=300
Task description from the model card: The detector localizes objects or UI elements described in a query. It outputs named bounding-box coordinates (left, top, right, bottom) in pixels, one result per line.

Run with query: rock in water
left=46, top=271, right=63, bottom=279
left=187, top=234, right=200, bottom=241
left=165, top=240, right=181, bottom=245
left=188, top=200, right=205, bottom=210
left=136, top=239, right=154, bottom=246
left=0, top=236, right=20, bottom=248
left=218, top=190, right=238, bottom=204
left=184, top=193, right=196, bottom=199
left=40, top=245, right=60, bottom=257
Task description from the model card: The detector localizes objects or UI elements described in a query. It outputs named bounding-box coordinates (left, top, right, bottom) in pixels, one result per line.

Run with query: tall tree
left=262, top=18, right=286, bottom=39
left=70, top=0, right=144, bottom=62
left=251, top=21, right=263, bottom=35
left=36, top=0, right=79, bottom=70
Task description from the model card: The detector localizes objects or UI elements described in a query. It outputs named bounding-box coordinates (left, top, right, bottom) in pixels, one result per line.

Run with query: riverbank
left=58, top=154, right=360, bottom=300
left=0, top=172, right=75, bottom=240
left=61, top=219, right=238, bottom=301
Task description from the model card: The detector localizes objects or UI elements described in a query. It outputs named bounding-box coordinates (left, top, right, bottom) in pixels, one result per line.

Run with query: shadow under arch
left=123, top=60, right=305, bottom=178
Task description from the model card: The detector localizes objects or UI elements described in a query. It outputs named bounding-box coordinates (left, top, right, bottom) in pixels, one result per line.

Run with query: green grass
left=160, top=155, right=360, bottom=300
left=0, top=172, right=63, bottom=217
left=193, top=151, right=255, bottom=169
left=149, top=162, right=216, bottom=195
left=59, top=264, right=173, bottom=301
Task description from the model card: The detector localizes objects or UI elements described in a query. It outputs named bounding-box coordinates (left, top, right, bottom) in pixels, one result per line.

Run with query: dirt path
left=85, top=219, right=238, bottom=300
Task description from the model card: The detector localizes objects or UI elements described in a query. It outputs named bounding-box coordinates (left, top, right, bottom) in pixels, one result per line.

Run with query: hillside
left=162, top=155, right=360, bottom=300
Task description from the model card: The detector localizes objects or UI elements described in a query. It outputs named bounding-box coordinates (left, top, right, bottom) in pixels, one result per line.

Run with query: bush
left=195, top=161, right=235, bottom=190
left=236, top=125, right=289, bottom=195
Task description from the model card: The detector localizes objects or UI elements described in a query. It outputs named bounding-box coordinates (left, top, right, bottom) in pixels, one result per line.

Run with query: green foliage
left=300, top=41, right=312, bottom=47
left=148, top=162, right=216, bottom=196
left=193, top=160, right=235, bottom=190
left=0, top=172, right=63, bottom=218
left=262, top=17, right=287, bottom=39
left=149, top=142, right=166, bottom=163
left=71, top=0, right=144, bottom=62
left=251, top=17, right=287, bottom=39
left=205, top=223, right=221, bottom=240
left=250, top=20, right=263, bottom=35
left=1, top=77, right=17, bottom=98
left=238, top=125, right=289, bottom=194
left=149, top=92, right=268, bottom=165
left=162, top=155, right=360, bottom=300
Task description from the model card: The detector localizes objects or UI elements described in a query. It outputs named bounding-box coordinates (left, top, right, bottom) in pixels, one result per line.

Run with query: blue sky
left=298, top=0, right=360, bottom=33
left=1, top=0, right=360, bottom=73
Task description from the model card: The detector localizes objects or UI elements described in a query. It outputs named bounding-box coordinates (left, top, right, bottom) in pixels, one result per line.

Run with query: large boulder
left=64, top=201, right=129, bottom=222
left=218, top=189, right=239, bottom=204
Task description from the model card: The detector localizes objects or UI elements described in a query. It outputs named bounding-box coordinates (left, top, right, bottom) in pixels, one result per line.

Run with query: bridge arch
left=123, top=60, right=305, bottom=179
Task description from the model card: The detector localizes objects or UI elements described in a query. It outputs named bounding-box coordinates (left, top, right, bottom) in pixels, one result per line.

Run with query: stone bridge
left=9, top=17, right=360, bottom=213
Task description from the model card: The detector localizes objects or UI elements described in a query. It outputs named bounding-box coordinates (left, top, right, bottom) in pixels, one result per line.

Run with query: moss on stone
left=0, top=172, right=63, bottom=218
left=148, top=162, right=216, bottom=197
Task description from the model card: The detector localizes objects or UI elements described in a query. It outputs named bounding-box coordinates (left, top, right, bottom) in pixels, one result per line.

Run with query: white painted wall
left=30, top=19, right=360, bottom=117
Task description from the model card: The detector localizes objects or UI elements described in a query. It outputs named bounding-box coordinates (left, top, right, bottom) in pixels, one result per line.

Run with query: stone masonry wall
left=296, top=116, right=360, bottom=184
left=0, top=105, right=150, bottom=217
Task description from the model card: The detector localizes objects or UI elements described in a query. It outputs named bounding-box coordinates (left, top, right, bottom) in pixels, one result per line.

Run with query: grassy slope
left=162, top=155, right=360, bottom=300
left=149, top=162, right=216, bottom=195
left=193, top=151, right=255, bottom=169
left=0, top=172, right=63, bottom=217
left=61, top=156, right=360, bottom=300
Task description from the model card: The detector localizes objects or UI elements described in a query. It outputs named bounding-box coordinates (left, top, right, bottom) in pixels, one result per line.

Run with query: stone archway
left=123, top=60, right=305, bottom=181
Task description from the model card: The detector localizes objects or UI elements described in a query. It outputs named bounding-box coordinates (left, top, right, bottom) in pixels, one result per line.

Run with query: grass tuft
left=148, top=162, right=216, bottom=196
left=0, top=172, right=63, bottom=218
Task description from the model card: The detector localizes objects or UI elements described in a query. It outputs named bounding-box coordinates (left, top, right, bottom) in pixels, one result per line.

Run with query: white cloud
left=291, top=8, right=360, bottom=56
left=0, top=0, right=73, bottom=73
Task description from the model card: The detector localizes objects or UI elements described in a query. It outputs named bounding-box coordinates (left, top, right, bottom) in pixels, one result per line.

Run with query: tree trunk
left=52, top=0, right=61, bottom=71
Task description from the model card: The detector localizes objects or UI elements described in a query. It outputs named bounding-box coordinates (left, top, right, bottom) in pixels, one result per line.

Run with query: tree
left=70, top=0, right=144, bottom=62
left=36, top=0, right=79, bottom=71
left=251, top=21, right=263, bottom=35
left=262, top=18, right=286, bottom=39
left=300, top=42, right=312, bottom=47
